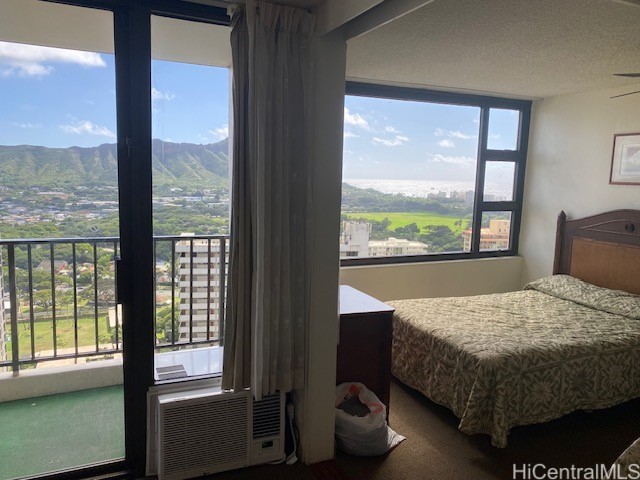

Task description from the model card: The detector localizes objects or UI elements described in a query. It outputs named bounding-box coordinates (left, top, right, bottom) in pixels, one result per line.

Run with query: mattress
left=389, top=275, right=640, bottom=447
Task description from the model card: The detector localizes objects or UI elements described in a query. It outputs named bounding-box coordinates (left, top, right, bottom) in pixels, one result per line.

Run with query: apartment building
left=462, top=219, right=511, bottom=252
left=0, top=251, right=5, bottom=364
left=339, top=221, right=371, bottom=257
left=368, top=237, right=429, bottom=256
left=175, top=236, right=228, bottom=344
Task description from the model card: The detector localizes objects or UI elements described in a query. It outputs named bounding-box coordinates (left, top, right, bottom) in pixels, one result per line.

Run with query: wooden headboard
left=553, top=210, right=640, bottom=295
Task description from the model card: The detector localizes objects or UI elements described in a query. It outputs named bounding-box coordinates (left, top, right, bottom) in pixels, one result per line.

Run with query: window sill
left=340, top=249, right=518, bottom=267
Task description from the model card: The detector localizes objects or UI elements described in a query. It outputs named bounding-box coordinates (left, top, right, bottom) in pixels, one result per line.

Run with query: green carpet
left=0, top=385, right=125, bottom=480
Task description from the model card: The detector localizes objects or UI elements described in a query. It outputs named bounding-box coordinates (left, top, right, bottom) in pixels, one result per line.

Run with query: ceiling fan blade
left=614, top=73, right=640, bottom=78
left=610, top=89, right=640, bottom=99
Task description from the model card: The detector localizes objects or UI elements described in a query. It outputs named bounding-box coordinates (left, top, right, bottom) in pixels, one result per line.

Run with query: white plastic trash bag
left=335, top=382, right=405, bottom=456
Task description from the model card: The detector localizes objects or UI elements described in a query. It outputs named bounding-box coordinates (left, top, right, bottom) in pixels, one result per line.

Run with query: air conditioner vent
left=158, top=392, right=249, bottom=480
left=253, top=394, right=282, bottom=439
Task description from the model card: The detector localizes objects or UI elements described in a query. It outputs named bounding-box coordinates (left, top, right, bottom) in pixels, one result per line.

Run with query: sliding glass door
left=0, top=1, right=230, bottom=478
left=0, top=2, right=127, bottom=478
left=150, top=14, right=231, bottom=382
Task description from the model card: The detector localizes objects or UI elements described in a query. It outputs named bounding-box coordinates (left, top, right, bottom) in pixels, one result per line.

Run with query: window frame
left=341, top=81, right=532, bottom=267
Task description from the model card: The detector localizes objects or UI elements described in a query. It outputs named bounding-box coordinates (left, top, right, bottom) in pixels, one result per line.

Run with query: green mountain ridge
left=0, top=138, right=229, bottom=189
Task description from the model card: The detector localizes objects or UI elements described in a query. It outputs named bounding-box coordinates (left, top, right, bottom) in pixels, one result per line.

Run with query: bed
left=613, top=438, right=640, bottom=475
left=388, top=209, right=640, bottom=447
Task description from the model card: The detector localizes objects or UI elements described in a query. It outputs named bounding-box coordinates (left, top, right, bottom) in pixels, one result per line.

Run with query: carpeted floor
left=211, top=378, right=640, bottom=480
left=0, top=385, right=125, bottom=480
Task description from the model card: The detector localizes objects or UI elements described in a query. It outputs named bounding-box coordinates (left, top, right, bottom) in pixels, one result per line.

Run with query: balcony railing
left=0, top=234, right=229, bottom=373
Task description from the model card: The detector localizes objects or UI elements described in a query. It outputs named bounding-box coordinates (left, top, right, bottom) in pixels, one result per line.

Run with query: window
left=340, top=83, right=531, bottom=265
left=150, top=14, right=231, bottom=382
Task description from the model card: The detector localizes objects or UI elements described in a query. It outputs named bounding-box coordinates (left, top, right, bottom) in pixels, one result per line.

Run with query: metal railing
left=0, top=234, right=228, bottom=372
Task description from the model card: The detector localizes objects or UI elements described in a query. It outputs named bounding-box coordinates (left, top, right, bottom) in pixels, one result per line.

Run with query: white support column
left=292, top=27, right=347, bottom=465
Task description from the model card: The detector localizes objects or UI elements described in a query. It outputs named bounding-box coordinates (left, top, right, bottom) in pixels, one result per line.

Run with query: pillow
left=525, top=274, right=640, bottom=320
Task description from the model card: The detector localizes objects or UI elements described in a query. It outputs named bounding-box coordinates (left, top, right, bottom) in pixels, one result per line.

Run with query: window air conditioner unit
left=153, top=387, right=285, bottom=480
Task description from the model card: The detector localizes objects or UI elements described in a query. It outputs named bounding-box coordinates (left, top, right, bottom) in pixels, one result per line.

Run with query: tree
left=419, top=225, right=464, bottom=252
left=393, top=222, right=420, bottom=240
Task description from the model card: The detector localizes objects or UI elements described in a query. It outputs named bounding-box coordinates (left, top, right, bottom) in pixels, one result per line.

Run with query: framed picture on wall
left=610, top=132, right=640, bottom=185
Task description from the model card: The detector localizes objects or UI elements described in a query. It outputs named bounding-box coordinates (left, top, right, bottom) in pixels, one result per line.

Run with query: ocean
left=344, top=178, right=511, bottom=200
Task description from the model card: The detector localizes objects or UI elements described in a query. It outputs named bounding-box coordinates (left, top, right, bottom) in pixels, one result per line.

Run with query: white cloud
left=59, top=120, right=116, bottom=138
left=344, top=130, right=359, bottom=139
left=151, top=87, right=175, bottom=102
left=209, top=124, right=229, bottom=140
left=373, top=135, right=409, bottom=147
left=384, top=125, right=400, bottom=134
left=344, top=107, right=370, bottom=130
left=489, top=133, right=501, bottom=140
left=435, top=128, right=476, bottom=140
left=0, top=41, right=105, bottom=77
left=449, top=130, right=475, bottom=140
left=429, top=154, right=475, bottom=166
left=438, top=139, right=455, bottom=148
left=13, top=122, right=41, bottom=129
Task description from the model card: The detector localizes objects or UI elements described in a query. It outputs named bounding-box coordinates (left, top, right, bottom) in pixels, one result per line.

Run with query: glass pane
left=341, top=96, right=480, bottom=257
left=487, top=108, right=520, bottom=150
left=477, top=212, right=512, bottom=252
left=484, top=162, right=515, bottom=201
left=0, top=1, right=124, bottom=477
left=151, top=15, right=231, bottom=382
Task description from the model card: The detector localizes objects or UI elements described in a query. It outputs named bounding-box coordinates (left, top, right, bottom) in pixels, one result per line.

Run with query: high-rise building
left=0, top=250, right=6, bottom=364
left=339, top=221, right=371, bottom=258
left=175, top=235, right=228, bottom=344
left=462, top=219, right=511, bottom=251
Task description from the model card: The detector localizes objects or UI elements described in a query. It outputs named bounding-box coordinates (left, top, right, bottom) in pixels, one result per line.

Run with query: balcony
left=0, top=234, right=228, bottom=480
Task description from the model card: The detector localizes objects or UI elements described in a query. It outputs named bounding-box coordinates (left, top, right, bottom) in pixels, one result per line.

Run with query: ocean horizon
left=344, top=178, right=511, bottom=200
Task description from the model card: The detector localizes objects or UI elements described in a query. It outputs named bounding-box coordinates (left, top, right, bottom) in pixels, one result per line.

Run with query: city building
left=175, top=234, right=228, bottom=344
left=339, top=221, right=370, bottom=257
left=340, top=221, right=428, bottom=257
left=462, top=219, right=511, bottom=252
left=0, top=250, right=5, bottom=366
left=368, top=237, right=429, bottom=256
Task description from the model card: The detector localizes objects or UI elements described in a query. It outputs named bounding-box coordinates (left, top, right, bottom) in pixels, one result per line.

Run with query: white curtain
left=222, top=0, right=315, bottom=399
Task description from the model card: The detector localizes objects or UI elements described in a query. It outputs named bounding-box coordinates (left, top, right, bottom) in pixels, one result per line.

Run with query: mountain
left=0, top=138, right=229, bottom=189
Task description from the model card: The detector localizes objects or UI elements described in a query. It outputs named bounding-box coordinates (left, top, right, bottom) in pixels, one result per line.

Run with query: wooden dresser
left=336, top=285, right=395, bottom=417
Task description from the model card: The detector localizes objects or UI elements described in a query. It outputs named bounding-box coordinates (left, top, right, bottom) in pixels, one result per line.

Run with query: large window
left=340, top=83, right=531, bottom=265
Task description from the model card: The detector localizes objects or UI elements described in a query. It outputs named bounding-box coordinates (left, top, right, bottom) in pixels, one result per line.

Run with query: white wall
left=520, top=84, right=640, bottom=285
left=340, top=256, right=522, bottom=301
left=0, top=361, right=123, bottom=402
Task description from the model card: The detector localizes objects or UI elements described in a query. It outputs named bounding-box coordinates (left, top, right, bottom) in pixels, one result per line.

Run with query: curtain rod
left=206, top=0, right=313, bottom=14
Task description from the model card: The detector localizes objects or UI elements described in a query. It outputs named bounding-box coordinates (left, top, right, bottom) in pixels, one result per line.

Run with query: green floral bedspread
left=389, top=275, right=640, bottom=447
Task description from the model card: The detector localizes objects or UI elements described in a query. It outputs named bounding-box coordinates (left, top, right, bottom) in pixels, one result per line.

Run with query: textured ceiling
left=346, top=0, right=640, bottom=99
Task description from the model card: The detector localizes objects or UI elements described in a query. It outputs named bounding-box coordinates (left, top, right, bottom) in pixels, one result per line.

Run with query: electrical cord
left=284, top=403, right=298, bottom=465
left=269, top=401, right=298, bottom=465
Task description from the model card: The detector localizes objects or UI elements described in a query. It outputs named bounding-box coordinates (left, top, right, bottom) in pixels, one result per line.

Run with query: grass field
left=7, top=314, right=113, bottom=357
left=344, top=211, right=470, bottom=233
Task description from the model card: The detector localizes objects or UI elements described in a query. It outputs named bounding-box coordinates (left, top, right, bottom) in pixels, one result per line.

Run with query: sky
left=0, top=40, right=519, bottom=187
left=0, top=41, right=230, bottom=149
left=343, top=95, right=519, bottom=185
